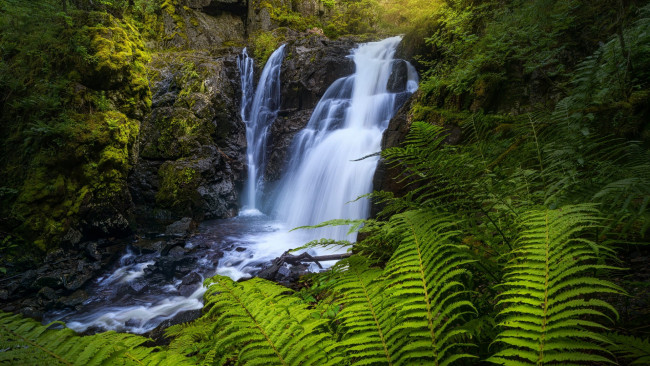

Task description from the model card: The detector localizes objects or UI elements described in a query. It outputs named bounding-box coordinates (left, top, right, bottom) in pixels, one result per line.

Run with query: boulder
left=130, top=51, right=246, bottom=230
left=146, top=309, right=203, bottom=346
left=165, top=217, right=195, bottom=236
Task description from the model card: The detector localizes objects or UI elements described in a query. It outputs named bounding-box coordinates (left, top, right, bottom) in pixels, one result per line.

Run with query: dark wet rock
left=20, top=270, right=38, bottom=289
left=58, top=290, right=88, bottom=308
left=44, top=249, right=66, bottom=264
left=387, top=60, right=410, bottom=93
left=62, top=261, right=98, bottom=291
left=83, top=242, right=102, bottom=262
left=167, top=245, right=187, bottom=258
left=158, top=1, right=245, bottom=50
left=179, top=272, right=203, bottom=297
left=62, top=228, right=83, bottom=246
left=371, top=95, right=417, bottom=218
left=147, top=309, right=203, bottom=346
left=234, top=246, right=246, bottom=252
left=151, top=255, right=198, bottom=280
left=20, top=305, right=43, bottom=321
left=371, top=92, right=462, bottom=218
left=129, top=278, right=149, bottom=293
left=0, top=289, right=8, bottom=301
left=257, top=262, right=310, bottom=287
left=125, top=318, right=141, bottom=329
left=165, top=217, right=195, bottom=236
left=132, top=239, right=167, bottom=254
left=33, top=275, right=62, bottom=289
left=37, top=287, right=58, bottom=304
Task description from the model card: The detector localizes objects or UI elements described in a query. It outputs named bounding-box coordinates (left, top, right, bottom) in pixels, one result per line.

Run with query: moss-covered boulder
left=130, top=51, right=245, bottom=229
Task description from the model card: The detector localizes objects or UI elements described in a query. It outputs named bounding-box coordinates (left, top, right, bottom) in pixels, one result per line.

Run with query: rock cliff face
left=158, top=0, right=246, bottom=50
left=129, top=51, right=246, bottom=230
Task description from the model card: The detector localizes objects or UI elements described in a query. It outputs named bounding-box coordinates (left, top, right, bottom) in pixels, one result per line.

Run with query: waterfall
left=271, top=36, right=418, bottom=240
left=238, top=45, right=286, bottom=212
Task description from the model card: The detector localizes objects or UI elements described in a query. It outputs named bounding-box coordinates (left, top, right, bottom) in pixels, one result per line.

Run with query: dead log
left=274, top=251, right=352, bottom=269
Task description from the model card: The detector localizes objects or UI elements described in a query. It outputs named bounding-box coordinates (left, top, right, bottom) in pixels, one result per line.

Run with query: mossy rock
left=155, top=160, right=202, bottom=216
left=1, top=8, right=150, bottom=253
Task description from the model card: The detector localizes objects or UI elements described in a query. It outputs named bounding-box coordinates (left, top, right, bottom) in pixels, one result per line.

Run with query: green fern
left=199, top=276, right=346, bottom=366
left=606, top=333, right=650, bottom=365
left=381, top=210, right=477, bottom=365
left=327, top=256, right=394, bottom=365
left=488, top=205, right=625, bottom=365
left=0, top=311, right=192, bottom=365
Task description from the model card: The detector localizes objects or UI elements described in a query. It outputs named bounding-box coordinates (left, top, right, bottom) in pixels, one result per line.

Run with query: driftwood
left=273, top=250, right=352, bottom=269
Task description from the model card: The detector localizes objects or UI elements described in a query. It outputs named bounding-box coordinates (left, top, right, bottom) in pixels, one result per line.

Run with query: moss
left=1, top=7, right=150, bottom=252
left=156, top=162, right=201, bottom=213
left=13, top=110, right=139, bottom=249
left=161, top=0, right=188, bottom=41
left=252, top=31, right=285, bottom=65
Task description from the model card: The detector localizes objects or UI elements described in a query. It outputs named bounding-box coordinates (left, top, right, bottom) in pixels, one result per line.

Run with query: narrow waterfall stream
left=240, top=46, right=285, bottom=212
left=44, top=37, right=417, bottom=334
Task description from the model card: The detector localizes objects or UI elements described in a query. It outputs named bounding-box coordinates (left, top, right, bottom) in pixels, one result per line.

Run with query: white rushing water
left=272, top=36, right=418, bottom=240
left=217, top=36, right=419, bottom=279
left=239, top=45, right=286, bottom=211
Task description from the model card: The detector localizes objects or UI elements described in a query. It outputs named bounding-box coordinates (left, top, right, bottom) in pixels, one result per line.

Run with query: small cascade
left=271, top=36, right=418, bottom=240
left=239, top=45, right=286, bottom=212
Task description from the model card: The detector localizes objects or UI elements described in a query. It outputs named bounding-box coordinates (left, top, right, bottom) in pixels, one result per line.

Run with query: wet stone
left=129, top=278, right=149, bottom=293
left=58, top=290, right=88, bottom=308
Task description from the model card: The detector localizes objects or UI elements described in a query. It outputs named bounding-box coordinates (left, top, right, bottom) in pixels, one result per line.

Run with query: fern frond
left=201, top=276, right=346, bottom=366
left=0, top=311, right=191, bottom=365
left=606, top=333, right=650, bottom=365
left=381, top=210, right=477, bottom=365
left=327, top=256, right=394, bottom=365
left=487, top=205, right=625, bottom=365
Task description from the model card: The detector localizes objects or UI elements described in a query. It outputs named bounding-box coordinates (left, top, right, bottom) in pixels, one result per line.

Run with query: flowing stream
left=45, top=37, right=417, bottom=334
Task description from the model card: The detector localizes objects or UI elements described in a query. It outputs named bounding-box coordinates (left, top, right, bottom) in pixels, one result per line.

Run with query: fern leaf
left=201, top=276, right=346, bottom=366
left=381, top=210, right=477, bottom=365
left=487, top=205, right=624, bottom=365
left=328, top=256, right=394, bottom=365
left=0, top=311, right=190, bottom=365
left=606, top=333, right=650, bottom=365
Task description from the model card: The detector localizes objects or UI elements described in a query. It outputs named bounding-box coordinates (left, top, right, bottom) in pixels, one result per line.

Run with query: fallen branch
left=274, top=251, right=352, bottom=269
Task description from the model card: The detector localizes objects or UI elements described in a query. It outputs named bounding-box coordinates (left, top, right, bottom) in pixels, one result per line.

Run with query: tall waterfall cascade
left=271, top=36, right=419, bottom=241
left=238, top=45, right=286, bottom=212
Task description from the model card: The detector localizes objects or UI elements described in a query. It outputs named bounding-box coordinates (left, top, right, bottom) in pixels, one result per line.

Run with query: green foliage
left=0, top=0, right=151, bottom=251
left=488, top=205, right=623, bottom=365
left=606, top=333, right=650, bottom=365
left=324, top=211, right=477, bottom=365
left=323, top=0, right=381, bottom=38
left=167, top=276, right=347, bottom=365
left=0, top=312, right=191, bottom=365
left=252, top=31, right=285, bottom=66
